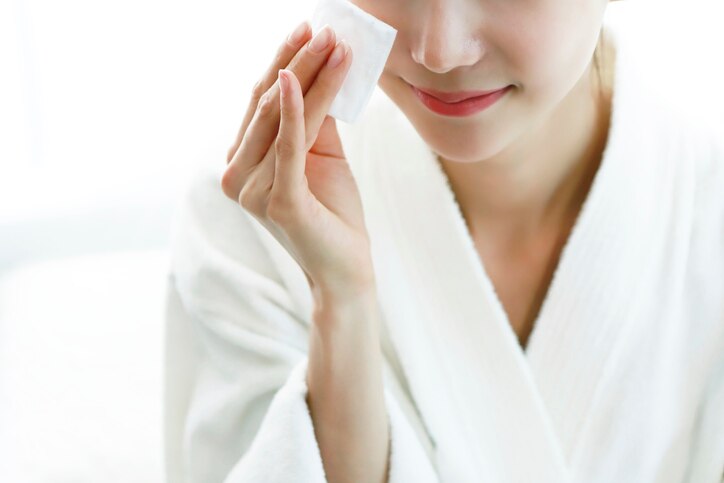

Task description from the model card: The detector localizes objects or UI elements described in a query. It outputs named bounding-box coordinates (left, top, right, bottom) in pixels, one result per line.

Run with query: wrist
left=311, top=269, right=377, bottom=307
left=312, top=284, right=379, bottom=329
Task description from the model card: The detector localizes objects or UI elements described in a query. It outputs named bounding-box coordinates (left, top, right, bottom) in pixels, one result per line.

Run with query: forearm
left=306, top=288, right=390, bottom=483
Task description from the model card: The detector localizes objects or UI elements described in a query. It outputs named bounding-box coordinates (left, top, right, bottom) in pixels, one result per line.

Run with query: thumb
left=274, top=69, right=306, bottom=197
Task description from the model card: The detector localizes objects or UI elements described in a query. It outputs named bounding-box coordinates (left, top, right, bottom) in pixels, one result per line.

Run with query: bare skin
left=464, top=36, right=617, bottom=350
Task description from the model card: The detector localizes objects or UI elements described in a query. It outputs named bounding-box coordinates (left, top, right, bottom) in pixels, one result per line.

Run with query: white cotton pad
left=309, top=0, right=397, bottom=124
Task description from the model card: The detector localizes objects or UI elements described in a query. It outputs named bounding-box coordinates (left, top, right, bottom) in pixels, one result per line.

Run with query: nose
left=410, top=2, right=484, bottom=74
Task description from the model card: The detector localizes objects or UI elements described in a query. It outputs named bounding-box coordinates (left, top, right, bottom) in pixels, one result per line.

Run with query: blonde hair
left=592, top=0, right=621, bottom=94
left=592, top=29, right=607, bottom=87
left=591, top=21, right=616, bottom=103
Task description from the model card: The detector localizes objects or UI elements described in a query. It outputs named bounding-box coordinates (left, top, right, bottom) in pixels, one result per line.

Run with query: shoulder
left=673, top=115, right=724, bottom=242
left=614, top=12, right=724, bottom=218
left=636, top=79, right=724, bottom=225
left=631, top=81, right=724, bottom=319
left=657, top=106, right=724, bottom=267
left=672, top=119, right=724, bottom=346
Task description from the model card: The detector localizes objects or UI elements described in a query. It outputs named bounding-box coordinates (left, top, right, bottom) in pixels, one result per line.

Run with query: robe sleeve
left=164, top=169, right=439, bottom=483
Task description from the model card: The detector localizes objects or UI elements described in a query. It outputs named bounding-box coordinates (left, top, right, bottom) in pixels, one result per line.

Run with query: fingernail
left=308, top=24, right=333, bottom=53
left=327, top=40, right=348, bottom=68
left=279, top=70, right=289, bottom=98
left=287, top=20, right=308, bottom=46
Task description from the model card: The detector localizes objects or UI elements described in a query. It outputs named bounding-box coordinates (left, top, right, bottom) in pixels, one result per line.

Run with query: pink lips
left=410, top=83, right=513, bottom=117
left=412, top=85, right=507, bottom=103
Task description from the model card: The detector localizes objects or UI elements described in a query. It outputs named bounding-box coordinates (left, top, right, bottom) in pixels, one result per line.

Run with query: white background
left=0, top=0, right=722, bottom=481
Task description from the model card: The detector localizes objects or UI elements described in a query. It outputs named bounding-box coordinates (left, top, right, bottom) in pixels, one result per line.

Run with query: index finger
left=227, top=20, right=312, bottom=164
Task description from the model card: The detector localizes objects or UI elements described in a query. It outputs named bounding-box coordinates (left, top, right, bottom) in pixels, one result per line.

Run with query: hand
left=221, top=21, right=376, bottom=301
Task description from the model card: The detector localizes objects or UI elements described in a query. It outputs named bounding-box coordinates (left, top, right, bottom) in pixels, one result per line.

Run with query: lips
left=411, top=83, right=512, bottom=117
left=412, top=85, right=509, bottom=103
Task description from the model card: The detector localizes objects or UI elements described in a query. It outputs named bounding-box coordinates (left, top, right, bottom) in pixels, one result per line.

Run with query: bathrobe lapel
left=341, top=40, right=662, bottom=480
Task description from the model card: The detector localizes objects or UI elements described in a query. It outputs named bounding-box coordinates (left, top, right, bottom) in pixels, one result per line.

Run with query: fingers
left=223, top=25, right=338, bottom=199
left=273, top=69, right=306, bottom=206
left=301, top=39, right=352, bottom=154
left=227, top=20, right=312, bottom=164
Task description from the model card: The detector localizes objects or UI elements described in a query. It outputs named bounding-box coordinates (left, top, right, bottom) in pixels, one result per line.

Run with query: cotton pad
left=309, top=0, right=397, bottom=124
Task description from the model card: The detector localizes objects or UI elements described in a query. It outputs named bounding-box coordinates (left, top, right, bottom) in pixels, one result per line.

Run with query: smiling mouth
left=409, top=82, right=513, bottom=117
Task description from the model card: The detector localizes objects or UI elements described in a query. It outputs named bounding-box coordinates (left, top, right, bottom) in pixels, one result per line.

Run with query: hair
left=592, top=27, right=608, bottom=84
left=592, top=0, right=621, bottom=96
left=590, top=23, right=615, bottom=107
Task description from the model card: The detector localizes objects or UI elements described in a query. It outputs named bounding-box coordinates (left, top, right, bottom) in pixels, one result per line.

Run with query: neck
left=438, top=43, right=615, bottom=247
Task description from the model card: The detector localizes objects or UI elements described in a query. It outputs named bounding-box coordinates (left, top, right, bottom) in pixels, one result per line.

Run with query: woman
left=163, top=1, right=724, bottom=482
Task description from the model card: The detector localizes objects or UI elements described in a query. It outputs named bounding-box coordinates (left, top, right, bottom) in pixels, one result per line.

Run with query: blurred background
left=0, top=0, right=722, bottom=481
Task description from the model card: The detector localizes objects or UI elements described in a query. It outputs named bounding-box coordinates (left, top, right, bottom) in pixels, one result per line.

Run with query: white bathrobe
left=162, top=7, right=724, bottom=483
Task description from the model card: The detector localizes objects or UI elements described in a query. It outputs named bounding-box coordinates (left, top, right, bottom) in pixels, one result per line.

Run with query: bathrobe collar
left=339, top=22, right=666, bottom=482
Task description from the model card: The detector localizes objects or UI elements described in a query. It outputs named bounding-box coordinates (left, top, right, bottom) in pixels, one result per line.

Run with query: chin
left=427, top=137, right=510, bottom=165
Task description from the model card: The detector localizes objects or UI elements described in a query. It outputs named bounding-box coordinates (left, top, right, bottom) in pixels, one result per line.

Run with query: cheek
left=492, top=13, right=570, bottom=86
left=494, top=12, right=600, bottom=99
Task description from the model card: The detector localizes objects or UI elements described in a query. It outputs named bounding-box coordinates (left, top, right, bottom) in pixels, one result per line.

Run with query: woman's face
left=351, top=0, right=610, bottom=164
